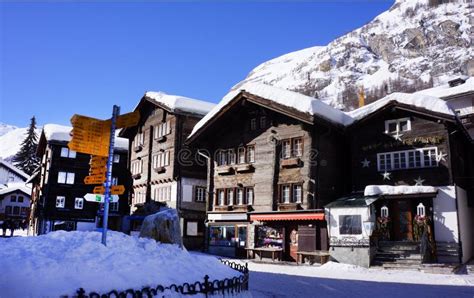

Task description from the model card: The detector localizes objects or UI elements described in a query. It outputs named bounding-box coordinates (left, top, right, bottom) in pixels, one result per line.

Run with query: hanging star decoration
left=361, top=158, right=370, bottom=168
left=393, top=131, right=404, bottom=141
left=436, top=151, right=447, bottom=162
left=382, top=172, right=391, bottom=180
left=414, top=176, right=425, bottom=186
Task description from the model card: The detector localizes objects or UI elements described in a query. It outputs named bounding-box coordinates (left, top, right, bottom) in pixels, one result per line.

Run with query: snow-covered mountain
left=0, top=122, right=41, bottom=162
left=237, top=0, right=473, bottom=111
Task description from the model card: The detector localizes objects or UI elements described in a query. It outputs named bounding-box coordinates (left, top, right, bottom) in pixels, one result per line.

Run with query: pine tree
left=13, top=116, right=40, bottom=175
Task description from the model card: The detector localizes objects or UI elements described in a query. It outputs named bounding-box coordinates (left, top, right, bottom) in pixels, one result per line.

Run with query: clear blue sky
left=0, top=1, right=393, bottom=128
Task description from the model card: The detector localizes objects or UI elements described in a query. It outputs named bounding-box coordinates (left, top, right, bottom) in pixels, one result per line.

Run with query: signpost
left=83, top=193, right=119, bottom=203
left=68, top=107, right=139, bottom=246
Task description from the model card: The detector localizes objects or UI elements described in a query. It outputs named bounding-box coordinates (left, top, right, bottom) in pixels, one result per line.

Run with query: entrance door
left=393, top=200, right=413, bottom=241
left=235, top=226, right=247, bottom=258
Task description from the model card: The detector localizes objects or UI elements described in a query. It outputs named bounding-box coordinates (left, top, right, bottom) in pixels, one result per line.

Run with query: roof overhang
left=249, top=211, right=325, bottom=222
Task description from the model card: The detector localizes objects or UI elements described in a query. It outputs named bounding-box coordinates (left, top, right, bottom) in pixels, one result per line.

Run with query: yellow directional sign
left=90, top=155, right=108, bottom=164
left=68, top=114, right=111, bottom=157
left=116, top=111, right=140, bottom=128
left=93, top=185, right=125, bottom=195
left=84, top=175, right=106, bottom=185
left=89, top=167, right=107, bottom=175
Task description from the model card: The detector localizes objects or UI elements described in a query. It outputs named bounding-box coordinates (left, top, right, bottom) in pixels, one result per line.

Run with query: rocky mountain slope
left=237, top=0, right=473, bottom=111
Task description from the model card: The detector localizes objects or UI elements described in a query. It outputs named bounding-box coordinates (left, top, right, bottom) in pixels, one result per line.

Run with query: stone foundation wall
left=330, top=246, right=374, bottom=268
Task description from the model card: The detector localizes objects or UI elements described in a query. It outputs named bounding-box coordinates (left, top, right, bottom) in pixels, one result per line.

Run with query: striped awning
left=250, top=213, right=325, bottom=222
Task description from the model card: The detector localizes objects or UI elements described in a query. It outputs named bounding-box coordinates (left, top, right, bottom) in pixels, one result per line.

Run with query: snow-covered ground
left=192, top=253, right=474, bottom=297
left=0, top=231, right=243, bottom=297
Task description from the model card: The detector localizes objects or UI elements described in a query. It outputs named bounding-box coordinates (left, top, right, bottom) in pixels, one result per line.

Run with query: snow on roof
left=145, top=91, right=215, bottom=116
left=364, top=185, right=437, bottom=197
left=189, top=82, right=352, bottom=139
left=43, top=124, right=129, bottom=151
left=0, top=159, right=29, bottom=180
left=346, top=92, right=455, bottom=124
left=0, top=182, right=31, bottom=197
left=415, top=76, right=474, bottom=99
left=0, top=230, right=238, bottom=297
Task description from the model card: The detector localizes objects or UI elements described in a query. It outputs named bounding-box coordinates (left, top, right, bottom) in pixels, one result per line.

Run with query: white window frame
left=417, top=203, right=425, bottom=216
left=228, top=149, right=236, bottom=165
left=237, top=188, right=244, bottom=205
left=377, top=147, right=438, bottom=172
left=56, top=196, right=65, bottom=208
left=60, top=147, right=76, bottom=158
left=293, top=185, right=302, bottom=203
left=238, top=147, right=246, bottom=164
left=247, top=146, right=255, bottom=163
left=381, top=205, right=389, bottom=217
left=282, top=140, right=291, bottom=159
left=384, top=117, right=411, bottom=134
left=58, top=171, right=75, bottom=184
left=282, top=185, right=290, bottom=203
left=131, top=160, right=143, bottom=175
left=227, top=189, right=234, bottom=206
left=218, top=189, right=225, bottom=206
left=195, top=186, right=206, bottom=202
left=246, top=187, right=253, bottom=205
left=74, top=197, right=84, bottom=209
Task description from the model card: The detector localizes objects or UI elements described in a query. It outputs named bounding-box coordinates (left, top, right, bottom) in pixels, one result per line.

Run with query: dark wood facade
left=29, top=131, right=130, bottom=235
left=119, top=95, right=211, bottom=249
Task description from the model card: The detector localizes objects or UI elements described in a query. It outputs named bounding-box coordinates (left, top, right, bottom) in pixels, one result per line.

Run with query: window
left=110, top=202, right=119, bottom=212
left=377, top=147, right=438, bottom=171
left=152, top=151, right=170, bottom=168
left=153, top=186, right=171, bottom=202
left=18, top=196, right=24, bottom=203
left=57, top=172, right=75, bottom=184
left=20, top=207, right=28, bottom=215
left=385, top=118, right=411, bottom=134
left=186, top=221, right=199, bottom=236
left=13, top=206, right=20, bottom=215
left=260, top=116, right=266, bottom=129
left=134, top=190, right=146, bottom=204
left=134, top=132, right=144, bottom=146
left=218, top=189, right=225, bottom=206
left=282, top=140, right=291, bottom=159
left=131, top=160, right=143, bottom=175
left=195, top=186, right=206, bottom=202
left=417, top=203, right=425, bottom=217
left=228, top=149, right=236, bottom=165
left=75, top=198, right=84, bottom=209
left=209, top=225, right=235, bottom=246
left=56, top=196, right=65, bottom=208
left=60, top=147, right=76, bottom=158
left=293, top=185, right=302, bottom=203
left=5, top=206, right=12, bottom=215
left=112, top=177, right=118, bottom=186
left=237, top=188, right=244, bottom=205
left=113, top=154, right=120, bottom=163
left=247, top=146, right=255, bottom=163
left=282, top=185, right=291, bottom=203
left=339, top=215, right=362, bottom=235
left=238, top=147, right=246, bottom=164
left=245, top=187, right=254, bottom=205
left=155, top=121, right=172, bottom=139
left=250, top=118, right=257, bottom=131
left=217, top=150, right=227, bottom=166
left=10, top=195, right=16, bottom=203
left=227, top=189, right=234, bottom=206
left=293, top=138, right=303, bottom=157
left=381, top=205, right=389, bottom=217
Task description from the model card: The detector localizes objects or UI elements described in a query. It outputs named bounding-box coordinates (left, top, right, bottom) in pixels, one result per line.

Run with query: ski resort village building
left=0, top=158, right=29, bottom=185
left=119, top=92, right=215, bottom=249
left=187, top=83, right=350, bottom=259
left=28, top=124, right=130, bottom=235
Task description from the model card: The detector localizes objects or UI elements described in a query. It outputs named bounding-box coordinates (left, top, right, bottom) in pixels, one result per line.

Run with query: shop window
left=339, top=215, right=362, bottom=235
left=256, top=226, right=283, bottom=248
left=417, top=203, right=425, bottom=217
left=209, top=226, right=235, bottom=246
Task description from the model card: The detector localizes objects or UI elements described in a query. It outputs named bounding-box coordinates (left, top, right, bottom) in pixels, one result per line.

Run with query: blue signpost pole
left=102, top=105, right=120, bottom=246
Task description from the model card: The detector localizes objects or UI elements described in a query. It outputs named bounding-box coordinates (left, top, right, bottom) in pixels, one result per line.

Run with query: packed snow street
left=2, top=0, right=474, bottom=297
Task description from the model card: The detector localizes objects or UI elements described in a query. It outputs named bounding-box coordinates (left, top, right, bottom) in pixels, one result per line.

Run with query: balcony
left=215, top=165, right=233, bottom=175
left=281, top=157, right=301, bottom=168
left=234, top=163, right=254, bottom=173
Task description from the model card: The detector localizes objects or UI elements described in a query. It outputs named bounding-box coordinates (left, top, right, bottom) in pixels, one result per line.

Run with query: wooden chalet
left=187, top=83, right=349, bottom=259
left=119, top=91, right=215, bottom=249
left=325, top=92, right=474, bottom=268
left=29, top=124, right=130, bottom=235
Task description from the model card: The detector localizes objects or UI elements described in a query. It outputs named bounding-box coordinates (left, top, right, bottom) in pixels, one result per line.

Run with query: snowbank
left=0, top=231, right=239, bottom=297
left=364, top=185, right=438, bottom=196
left=416, top=77, right=474, bottom=99
left=145, top=91, right=215, bottom=116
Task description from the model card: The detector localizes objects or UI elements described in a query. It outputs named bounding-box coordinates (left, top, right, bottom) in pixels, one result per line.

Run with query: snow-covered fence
left=74, top=259, right=249, bottom=298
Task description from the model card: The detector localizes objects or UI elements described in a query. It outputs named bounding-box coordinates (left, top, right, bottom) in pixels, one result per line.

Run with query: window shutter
left=166, top=120, right=171, bottom=135
left=165, top=151, right=170, bottom=166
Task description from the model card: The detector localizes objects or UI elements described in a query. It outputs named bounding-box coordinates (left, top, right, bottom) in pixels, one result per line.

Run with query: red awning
left=250, top=213, right=325, bottom=222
